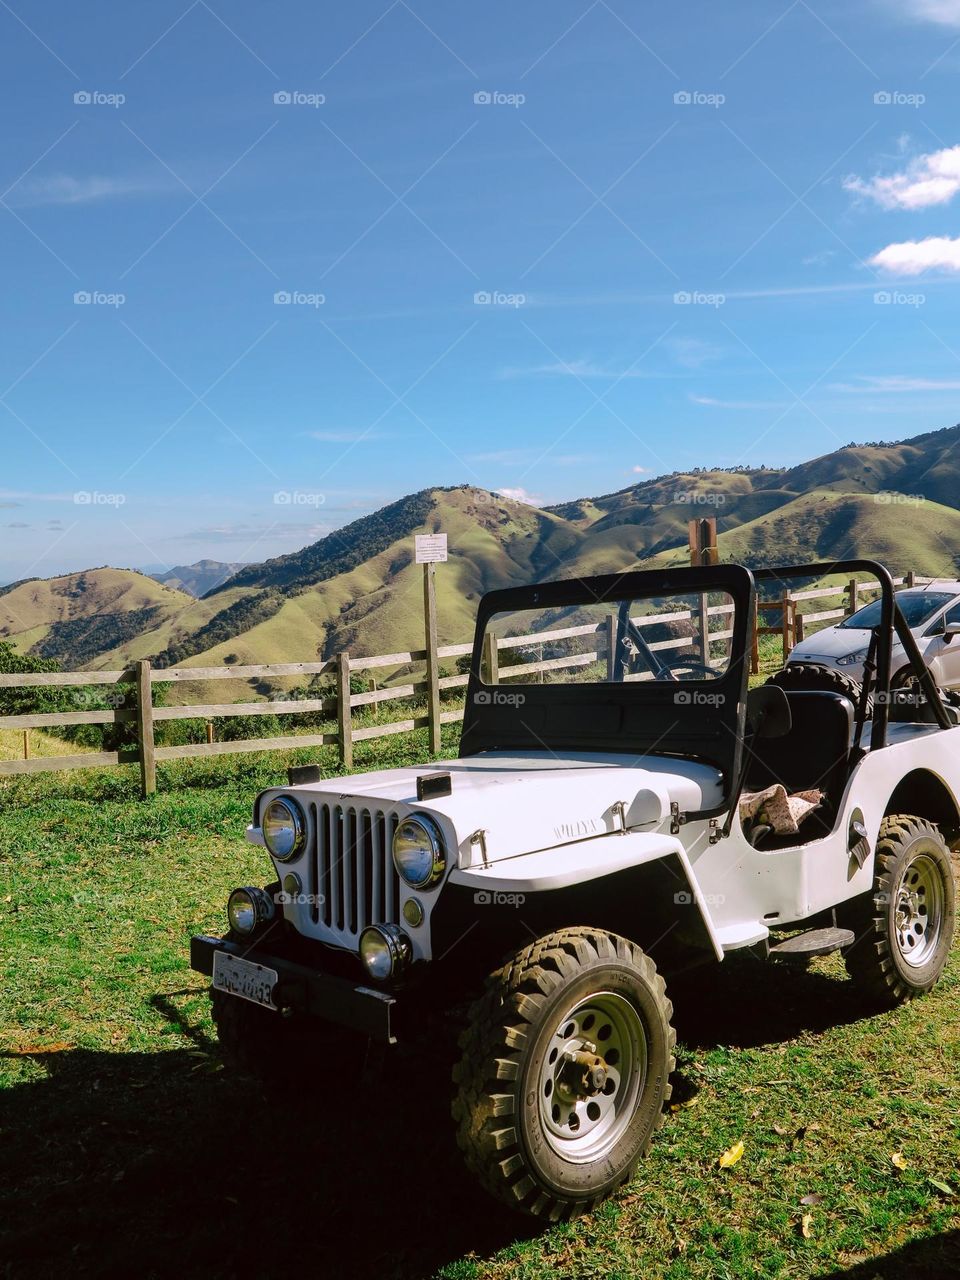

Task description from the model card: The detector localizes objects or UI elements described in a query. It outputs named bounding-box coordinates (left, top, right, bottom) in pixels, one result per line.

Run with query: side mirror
left=745, top=685, right=792, bottom=740
left=944, top=625, right=960, bottom=644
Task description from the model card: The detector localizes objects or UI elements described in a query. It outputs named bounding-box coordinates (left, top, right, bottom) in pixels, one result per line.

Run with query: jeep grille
left=306, top=802, right=401, bottom=937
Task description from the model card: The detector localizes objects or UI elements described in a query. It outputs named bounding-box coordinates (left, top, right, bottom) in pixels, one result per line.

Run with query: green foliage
left=34, top=606, right=166, bottom=666
left=152, top=590, right=284, bottom=667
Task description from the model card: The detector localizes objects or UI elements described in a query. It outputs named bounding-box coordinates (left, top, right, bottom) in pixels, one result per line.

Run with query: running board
left=768, top=926, right=855, bottom=962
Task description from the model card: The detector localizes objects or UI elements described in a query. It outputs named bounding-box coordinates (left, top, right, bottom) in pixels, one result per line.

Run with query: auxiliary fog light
left=227, top=886, right=275, bottom=936
left=359, top=924, right=412, bottom=981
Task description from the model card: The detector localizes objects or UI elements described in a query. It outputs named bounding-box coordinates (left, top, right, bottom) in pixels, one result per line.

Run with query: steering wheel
left=654, top=658, right=719, bottom=682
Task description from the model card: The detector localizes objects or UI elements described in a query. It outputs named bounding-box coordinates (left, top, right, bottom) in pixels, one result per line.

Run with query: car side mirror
left=745, top=685, right=792, bottom=739
left=944, top=625, right=960, bottom=644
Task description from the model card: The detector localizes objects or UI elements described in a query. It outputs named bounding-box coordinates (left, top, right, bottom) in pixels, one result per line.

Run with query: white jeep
left=192, top=560, right=957, bottom=1220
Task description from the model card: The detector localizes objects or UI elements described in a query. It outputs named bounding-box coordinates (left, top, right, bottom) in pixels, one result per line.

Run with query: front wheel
left=452, top=928, right=675, bottom=1220
left=843, top=815, right=956, bottom=1005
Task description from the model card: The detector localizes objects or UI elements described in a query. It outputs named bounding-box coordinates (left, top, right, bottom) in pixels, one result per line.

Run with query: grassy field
left=2, top=733, right=959, bottom=1280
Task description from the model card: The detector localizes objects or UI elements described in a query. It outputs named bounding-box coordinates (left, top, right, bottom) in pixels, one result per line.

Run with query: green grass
left=1, top=736, right=958, bottom=1279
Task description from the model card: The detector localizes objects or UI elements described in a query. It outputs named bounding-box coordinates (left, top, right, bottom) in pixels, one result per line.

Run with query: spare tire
left=767, top=662, right=872, bottom=718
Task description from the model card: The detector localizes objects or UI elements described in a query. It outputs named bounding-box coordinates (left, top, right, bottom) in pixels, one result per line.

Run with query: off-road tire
left=768, top=662, right=872, bottom=717
left=452, top=927, right=675, bottom=1220
left=843, top=815, right=956, bottom=1005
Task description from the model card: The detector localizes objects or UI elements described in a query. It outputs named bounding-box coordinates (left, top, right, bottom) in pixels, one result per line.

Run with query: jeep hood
left=285, top=750, right=725, bottom=866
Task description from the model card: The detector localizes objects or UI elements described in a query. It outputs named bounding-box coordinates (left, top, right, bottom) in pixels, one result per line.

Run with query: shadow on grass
left=0, top=995, right=534, bottom=1280
left=816, top=1231, right=960, bottom=1278
left=669, top=950, right=878, bottom=1051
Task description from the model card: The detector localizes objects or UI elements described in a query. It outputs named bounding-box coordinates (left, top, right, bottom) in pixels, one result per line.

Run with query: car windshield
left=839, top=590, right=954, bottom=630
left=483, top=588, right=736, bottom=685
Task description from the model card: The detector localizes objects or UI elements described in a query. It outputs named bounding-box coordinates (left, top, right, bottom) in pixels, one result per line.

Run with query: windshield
left=839, top=590, right=954, bottom=631
left=483, top=588, right=736, bottom=686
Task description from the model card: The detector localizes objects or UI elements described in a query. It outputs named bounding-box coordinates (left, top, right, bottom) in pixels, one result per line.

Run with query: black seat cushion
left=744, top=690, right=853, bottom=816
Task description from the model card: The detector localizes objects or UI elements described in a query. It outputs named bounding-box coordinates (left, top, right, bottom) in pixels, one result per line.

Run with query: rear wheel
left=843, top=815, right=956, bottom=1005
left=452, top=927, right=675, bottom=1220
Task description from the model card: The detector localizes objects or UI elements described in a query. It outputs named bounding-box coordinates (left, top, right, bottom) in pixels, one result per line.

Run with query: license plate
left=212, top=950, right=278, bottom=1011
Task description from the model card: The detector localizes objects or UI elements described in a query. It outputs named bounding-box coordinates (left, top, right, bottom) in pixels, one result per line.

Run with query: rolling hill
left=0, top=569, right=193, bottom=668
left=7, top=422, right=960, bottom=675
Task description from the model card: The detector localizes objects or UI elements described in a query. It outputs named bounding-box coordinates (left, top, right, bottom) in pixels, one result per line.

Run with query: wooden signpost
left=416, top=534, right=447, bottom=754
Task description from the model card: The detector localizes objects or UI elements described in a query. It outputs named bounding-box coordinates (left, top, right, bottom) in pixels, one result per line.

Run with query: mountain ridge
left=5, top=422, right=960, bottom=672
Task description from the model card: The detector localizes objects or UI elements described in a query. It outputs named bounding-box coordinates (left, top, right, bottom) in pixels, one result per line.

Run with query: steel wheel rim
left=893, top=852, right=944, bottom=968
left=538, top=991, right=646, bottom=1163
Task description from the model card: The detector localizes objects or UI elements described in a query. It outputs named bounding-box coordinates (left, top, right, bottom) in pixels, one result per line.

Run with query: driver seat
left=744, top=690, right=853, bottom=838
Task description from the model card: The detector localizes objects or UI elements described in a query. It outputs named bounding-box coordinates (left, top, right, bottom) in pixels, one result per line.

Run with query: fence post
left=423, top=562, right=441, bottom=754
left=22, top=729, right=29, bottom=760
left=483, top=630, right=499, bottom=686
left=337, top=651, right=353, bottom=770
left=206, top=722, right=214, bottom=745
left=781, top=590, right=792, bottom=662
left=846, top=578, right=858, bottom=617
left=605, top=615, right=618, bottom=681
left=698, top=593, right=710, bottom=667
left=906, top=570, right=916, bottom=588
left=136, top=660, right=156, bottom=798
left=750, top=598, right=759, bottom=675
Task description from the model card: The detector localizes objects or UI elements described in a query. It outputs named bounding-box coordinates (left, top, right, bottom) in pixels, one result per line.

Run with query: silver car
left=788, top=581, right=960, bottom=688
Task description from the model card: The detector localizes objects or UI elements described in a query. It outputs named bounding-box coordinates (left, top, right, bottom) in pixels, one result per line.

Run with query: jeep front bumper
left=190, top=934, right=397, bottom=1043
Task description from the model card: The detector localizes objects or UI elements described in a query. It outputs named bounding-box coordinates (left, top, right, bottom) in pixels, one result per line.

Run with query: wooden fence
left=0, top=571, right=932, bottom=793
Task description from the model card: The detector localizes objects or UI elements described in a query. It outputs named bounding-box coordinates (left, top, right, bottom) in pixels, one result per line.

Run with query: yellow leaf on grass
left=891, top=1152, right=908, bottom=1171
left=801, top=1213, right=814, bottom=1239
left=719, top=1140, right=745, bottom=1169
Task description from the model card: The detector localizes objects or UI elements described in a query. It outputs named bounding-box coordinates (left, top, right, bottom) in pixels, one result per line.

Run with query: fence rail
left=0, top=570, right=932, bottom=791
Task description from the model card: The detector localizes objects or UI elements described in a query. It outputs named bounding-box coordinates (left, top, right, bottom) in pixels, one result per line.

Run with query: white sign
left=415, top=533, right=448, bottom=564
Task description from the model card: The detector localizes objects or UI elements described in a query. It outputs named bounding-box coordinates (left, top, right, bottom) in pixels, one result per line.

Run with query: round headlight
left=392, top=814, right=446, bottom=889
left=262, top=797, right=306, bottom=861
left=359, top=924, right=412, bottom=981
left=228, top=886, right=275, bottom=936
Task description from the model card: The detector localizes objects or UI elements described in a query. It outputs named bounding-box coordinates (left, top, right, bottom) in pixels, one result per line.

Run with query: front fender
left=448, top=830, right=723, bottom=960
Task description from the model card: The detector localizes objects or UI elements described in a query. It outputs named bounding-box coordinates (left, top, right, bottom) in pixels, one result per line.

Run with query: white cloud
left=631, top=466, right=650, bottom=473
left=7, top=174, right=172, bottom=207
left=496, top=486, right=544, bottom=506
left=302, top=430, right=389, bottom=443
left=897, top=0, right=960, bottom=26
left=667, top=337, right=722, bottom=369
left=844, top=145, right=960, bottom=210
left=498, top=358, right=669, bottom=381
left=869, top=235, right=960, bottom=274
left=833, top=375, right=960, bottom=392
left=690, top=394, right=790, bottom=409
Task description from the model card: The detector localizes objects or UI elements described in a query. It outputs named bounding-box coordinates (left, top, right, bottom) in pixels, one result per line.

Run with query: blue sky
left=4, top=0, right=960, bottom=584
